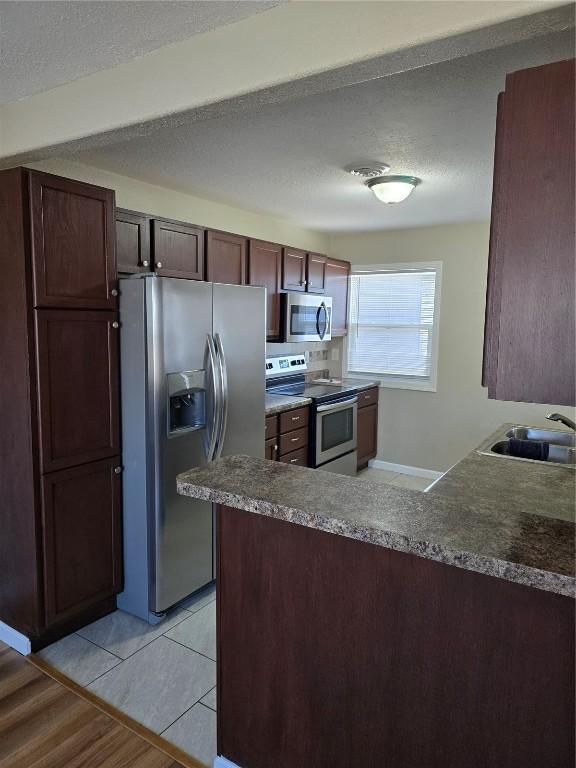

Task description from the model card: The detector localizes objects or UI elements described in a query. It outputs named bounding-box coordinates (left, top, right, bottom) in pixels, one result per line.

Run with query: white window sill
left=345, top=373, right=437, bottom=393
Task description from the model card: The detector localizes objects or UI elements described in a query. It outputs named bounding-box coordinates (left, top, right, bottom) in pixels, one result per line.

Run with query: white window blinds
left=347, top=264, right=441, bottom=390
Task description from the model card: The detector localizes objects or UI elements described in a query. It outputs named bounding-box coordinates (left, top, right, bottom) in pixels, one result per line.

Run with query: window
left=346, top=262, right=442, bottom=391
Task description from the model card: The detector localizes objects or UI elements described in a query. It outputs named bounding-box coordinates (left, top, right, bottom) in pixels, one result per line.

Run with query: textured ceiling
left=0, top=1, right=282, bottom=103
left=75, top=29, right=574, bottom=232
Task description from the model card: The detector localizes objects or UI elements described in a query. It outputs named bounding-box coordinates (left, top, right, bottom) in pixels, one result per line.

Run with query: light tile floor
left=358, top=467, right=433, bottom=491
left=37, top=468, right=430, bottom=765
left=38, top=583, right=218, bottom=766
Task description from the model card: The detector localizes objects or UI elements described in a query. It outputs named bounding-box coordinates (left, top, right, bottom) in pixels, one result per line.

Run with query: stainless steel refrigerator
left=118, top=275, right=265, bottom=623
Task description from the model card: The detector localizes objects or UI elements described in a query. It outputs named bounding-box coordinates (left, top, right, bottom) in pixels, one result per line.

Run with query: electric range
left=266, top=355, right=358, bottom=475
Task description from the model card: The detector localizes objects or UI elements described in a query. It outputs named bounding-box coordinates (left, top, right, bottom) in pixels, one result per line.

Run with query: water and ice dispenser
left=167, top=371, right=206, bottom=435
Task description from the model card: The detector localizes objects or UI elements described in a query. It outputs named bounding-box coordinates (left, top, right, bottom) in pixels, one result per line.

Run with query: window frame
left=344, top=261, right=443, bottom=392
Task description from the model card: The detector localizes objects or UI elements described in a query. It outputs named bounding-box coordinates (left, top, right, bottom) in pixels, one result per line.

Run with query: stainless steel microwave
left=283, top=293, right=332, bottom=342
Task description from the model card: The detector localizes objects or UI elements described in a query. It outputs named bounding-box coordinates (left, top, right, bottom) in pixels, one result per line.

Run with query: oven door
left=315, top=396, right=357, bottom=466
left=284, top=293, right=332, bottom=342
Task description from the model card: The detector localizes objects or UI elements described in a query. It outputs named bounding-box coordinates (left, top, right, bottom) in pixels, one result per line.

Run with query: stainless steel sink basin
left=505, top=427, right=575, bottom=448
left=478, top=425, right=576, bottom=467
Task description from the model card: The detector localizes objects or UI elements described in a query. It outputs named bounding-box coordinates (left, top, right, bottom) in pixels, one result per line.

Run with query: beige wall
left=329, top=222, right=575, bottom=472
left=26, top=158, right=329, bottom=253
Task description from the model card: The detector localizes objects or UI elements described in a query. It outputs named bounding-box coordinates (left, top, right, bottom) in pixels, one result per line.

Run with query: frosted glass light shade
left=367, top=175, right=420, bottom=204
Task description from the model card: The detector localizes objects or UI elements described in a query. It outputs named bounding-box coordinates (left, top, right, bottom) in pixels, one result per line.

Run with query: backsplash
left=266, top=339, right=342, bottom=379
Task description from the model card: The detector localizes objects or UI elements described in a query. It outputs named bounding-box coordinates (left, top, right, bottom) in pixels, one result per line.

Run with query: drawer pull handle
left=291, top=416, right=300, bottom=421
left=290, top=437, right=299, bottom=442
left=290, top=458, right=299, bottom=463
left=364, top=394, right=371, bottom=399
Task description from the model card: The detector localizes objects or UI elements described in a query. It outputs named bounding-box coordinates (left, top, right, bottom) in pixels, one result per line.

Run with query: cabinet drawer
left=358, top=387, right=379, bottom=408
left=265, top=415, right=278, bottom=439
left=279, top=406, right=309, bottom=433
left=279, top=427, right=308, bottom=456
left=279, top=446, right=308, bottom=467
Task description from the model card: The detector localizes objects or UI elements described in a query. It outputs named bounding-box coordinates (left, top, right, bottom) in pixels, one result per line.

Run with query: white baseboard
left=0, top=620, right=31, bottom=655
left=368, top=459, right=442, bottom=481
left=214, top=758, right=242, bottom=768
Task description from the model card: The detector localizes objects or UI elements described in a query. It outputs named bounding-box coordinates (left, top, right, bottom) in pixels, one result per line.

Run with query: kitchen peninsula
left=177, top=431, right=575, bottom=768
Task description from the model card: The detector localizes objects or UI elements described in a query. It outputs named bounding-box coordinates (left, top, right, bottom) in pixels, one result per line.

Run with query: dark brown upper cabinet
left=36, top=310, right=120, bottom=474
left=29, top=171, right=117, bottom=310
left=483, top=59, right=575, bottom=406
left=206, top=230, right=247, bottom=285
left=42, top=457, right=122, bottom=627
left=248, top=240, right=283, bottom=339
left=116, top=208, right=151, bottom=274
left=151, top=218, right=205, bottom=280
left=325, top=258, right=351, bottom=336
left=306, top=253, right=327, bottom=294
left=282, top=247, right=307, bottom=291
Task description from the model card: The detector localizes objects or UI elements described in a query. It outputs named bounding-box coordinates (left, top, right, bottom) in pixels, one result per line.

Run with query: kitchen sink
left=478, top=425, right=576, bottom=467
left=505, top=427, right=575, bottom=448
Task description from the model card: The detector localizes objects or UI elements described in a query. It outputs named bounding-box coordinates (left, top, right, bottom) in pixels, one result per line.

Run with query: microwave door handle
left=316, top=302, right=328, bottom=340
left=213, top=333, right=229, bottom=460
left=205, top=334, right=221, bottom=461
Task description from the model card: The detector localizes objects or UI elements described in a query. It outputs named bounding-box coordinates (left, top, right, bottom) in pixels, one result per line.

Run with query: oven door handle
left=316, top=396, right=358, bottom=413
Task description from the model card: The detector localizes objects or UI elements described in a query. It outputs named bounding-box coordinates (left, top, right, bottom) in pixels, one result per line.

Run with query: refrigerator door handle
left=214, top=332, right=229, bottom=460
left=205, top=334, right=221, bottom=461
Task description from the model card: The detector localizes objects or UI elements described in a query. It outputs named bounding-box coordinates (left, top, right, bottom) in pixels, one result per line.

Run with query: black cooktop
left=267, top=377, right=358, bottom=405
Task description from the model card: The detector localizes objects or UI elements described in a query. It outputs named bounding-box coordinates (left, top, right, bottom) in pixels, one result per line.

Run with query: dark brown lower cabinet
left=265, top=437, right=278, bottom=461
left=265, top=407, right=310, bottom=467
left=42, top=458, right=122, bottom=627
left=217, top=504, right=575, bottom=768
left=357, top=388, right=379, bottom=470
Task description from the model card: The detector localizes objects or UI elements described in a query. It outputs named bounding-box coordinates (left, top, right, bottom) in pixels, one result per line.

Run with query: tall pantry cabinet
left=0, top=168, right=122, bottom=650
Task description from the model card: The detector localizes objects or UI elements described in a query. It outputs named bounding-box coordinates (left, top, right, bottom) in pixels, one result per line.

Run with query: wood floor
left=0, top=641, right=205, bottom=768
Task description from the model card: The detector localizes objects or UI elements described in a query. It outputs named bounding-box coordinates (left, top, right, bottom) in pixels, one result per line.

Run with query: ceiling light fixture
left=366, top=175, right=421, bottom=204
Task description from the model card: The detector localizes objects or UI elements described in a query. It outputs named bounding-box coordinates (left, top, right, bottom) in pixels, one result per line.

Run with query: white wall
left=329, top=221, right=576, bottom=472
left=25, top=158, right=329, bottom=253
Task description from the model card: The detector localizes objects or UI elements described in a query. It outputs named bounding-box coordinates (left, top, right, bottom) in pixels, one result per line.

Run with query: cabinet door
left=484, top=59, right=575, bottom=405
left=42, top=458, right=122, bottom=627
left=36, top=310, right=120, bottom=473
left=306, top=253, right=327, bottom=294
left=325, top=258, right=350, bottom=336
left=249, top=240, right=282, bottom=339
left=206, top=230, right=247, bottom=285
left=29, top=172, right=116, bottom=309
left=265, top=437, right=278, bottom=461
left=282, top=247, right=307, bottom=292
left=357, top=404, right=378, bottom=469
left=116, top=209, right=151, bottom=274
left=151, top=219, right=205, bottom=280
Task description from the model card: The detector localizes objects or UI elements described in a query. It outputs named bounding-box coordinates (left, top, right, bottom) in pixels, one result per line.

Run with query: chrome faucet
left=546, top=412, right=576, bottom=432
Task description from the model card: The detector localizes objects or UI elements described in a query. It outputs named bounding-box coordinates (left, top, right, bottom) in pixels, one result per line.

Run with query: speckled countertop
left=177, top=433, right=575, bottom=597
left=430, top=443, right=575, bottom=525
left=265, top=393, right=312, bottom=416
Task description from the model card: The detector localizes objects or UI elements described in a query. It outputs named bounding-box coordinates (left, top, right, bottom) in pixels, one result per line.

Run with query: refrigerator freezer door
left=213, top=283, right=266, bottom=460
left=152, top=278, right=216, bottom=613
